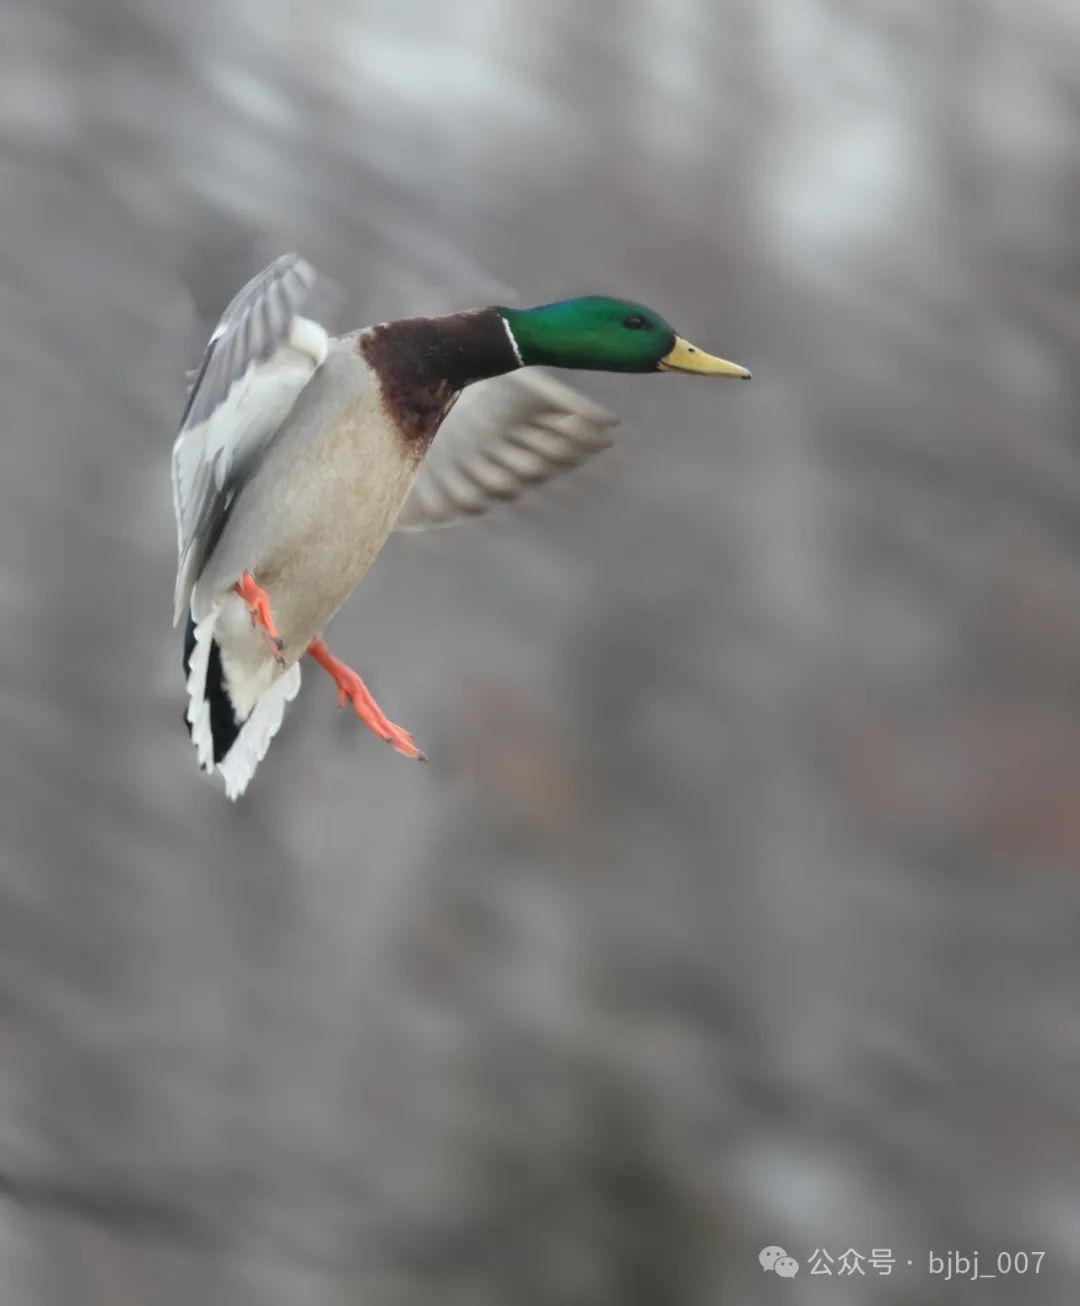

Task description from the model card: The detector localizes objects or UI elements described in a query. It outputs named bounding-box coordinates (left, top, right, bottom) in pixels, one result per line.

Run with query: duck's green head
left=498, top=297, right=750, bottom=378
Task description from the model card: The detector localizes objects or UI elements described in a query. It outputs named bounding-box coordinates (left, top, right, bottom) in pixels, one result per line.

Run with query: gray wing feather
left=179, top=253, right=315, bottom=430
left=395, top=370, right=618, bottom=532
left=171, top=253, right=326, bottom=623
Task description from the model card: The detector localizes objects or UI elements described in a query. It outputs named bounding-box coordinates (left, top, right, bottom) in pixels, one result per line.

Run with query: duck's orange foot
left=307, top=637, right=425, bottom=761
left=234, top=571, right=285, bottom=663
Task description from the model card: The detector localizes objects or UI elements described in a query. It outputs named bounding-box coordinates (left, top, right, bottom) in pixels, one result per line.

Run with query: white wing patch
left=172, top=316, right=327, bottom=621
left=171, top=254, right=327, bottom=624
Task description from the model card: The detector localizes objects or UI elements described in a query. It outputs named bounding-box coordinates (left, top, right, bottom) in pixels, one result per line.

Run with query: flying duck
left=173, top=254, right=750, bottom=798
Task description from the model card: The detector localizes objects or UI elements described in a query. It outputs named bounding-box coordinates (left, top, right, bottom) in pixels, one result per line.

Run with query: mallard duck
left=174, top=253, right=750, bottom=798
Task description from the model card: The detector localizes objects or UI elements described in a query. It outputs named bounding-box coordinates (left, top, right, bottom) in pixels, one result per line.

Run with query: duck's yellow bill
left=659, top=336, right=751, bottom=378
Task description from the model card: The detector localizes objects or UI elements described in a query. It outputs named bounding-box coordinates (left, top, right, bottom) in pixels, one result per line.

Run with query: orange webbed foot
left=307, top=637, right=425, bottom=761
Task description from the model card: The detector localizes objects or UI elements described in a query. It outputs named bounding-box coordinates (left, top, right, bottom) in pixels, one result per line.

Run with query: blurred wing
left=171, top=252, right=327, bottom=623
left=395, top=370, right=618, bottom=532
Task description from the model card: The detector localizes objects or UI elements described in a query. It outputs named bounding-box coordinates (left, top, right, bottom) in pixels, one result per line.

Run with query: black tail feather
left=183, top=614, right=242, bottom=764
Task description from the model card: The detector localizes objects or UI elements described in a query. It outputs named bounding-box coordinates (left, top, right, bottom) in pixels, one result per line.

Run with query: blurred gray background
left=1, top=0, right=1079, bottom=1302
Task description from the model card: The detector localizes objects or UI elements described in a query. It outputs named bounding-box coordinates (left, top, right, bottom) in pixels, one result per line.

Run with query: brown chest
left=358, top=307, right=519, bottom=455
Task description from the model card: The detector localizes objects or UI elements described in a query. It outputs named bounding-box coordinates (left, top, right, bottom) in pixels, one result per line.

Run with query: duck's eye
left=624, top=315, right=646, bottom=330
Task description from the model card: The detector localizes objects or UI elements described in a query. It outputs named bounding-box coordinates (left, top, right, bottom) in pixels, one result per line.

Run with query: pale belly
left=209, top=371, right=422, bottom=676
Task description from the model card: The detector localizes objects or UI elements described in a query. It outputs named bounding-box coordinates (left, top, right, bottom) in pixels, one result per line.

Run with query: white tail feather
left=217, top=663, right=302, bottom=800
left=185, top=605, right=221, bottom=773
left=185, top=603, right=302, bottom=798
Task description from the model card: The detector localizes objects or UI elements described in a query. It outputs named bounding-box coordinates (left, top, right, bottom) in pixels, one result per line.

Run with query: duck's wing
left=394, top=370, right=618, bottom=532
left=171, top=252, right=328, bottom=624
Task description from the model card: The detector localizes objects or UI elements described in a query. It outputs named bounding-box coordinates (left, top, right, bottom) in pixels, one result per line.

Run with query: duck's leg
left=307, top=638, right=425, bottom=761
left=234, top=571, right=285, bottom=663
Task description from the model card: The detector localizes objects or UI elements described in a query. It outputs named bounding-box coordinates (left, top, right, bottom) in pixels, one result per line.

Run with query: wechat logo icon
left=760, top=1246, right=800, bottom=1278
